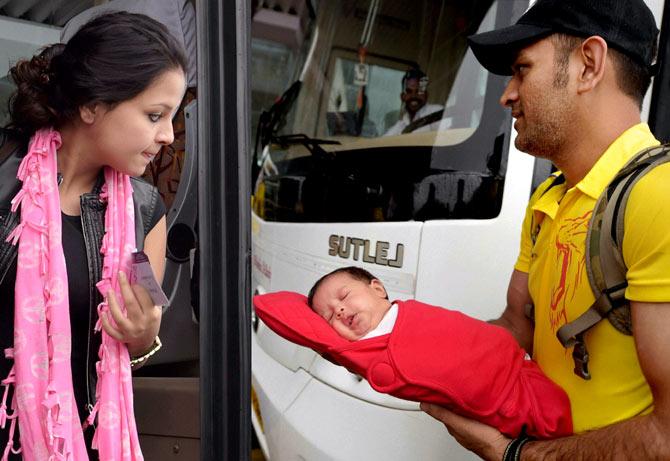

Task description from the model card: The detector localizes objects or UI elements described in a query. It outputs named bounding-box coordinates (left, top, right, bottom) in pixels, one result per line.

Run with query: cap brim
left=468, top=23, right=553, bottom=75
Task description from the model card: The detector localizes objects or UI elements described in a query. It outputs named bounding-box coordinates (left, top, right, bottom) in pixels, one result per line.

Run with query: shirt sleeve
left=623, top=163, right=670, bottom=302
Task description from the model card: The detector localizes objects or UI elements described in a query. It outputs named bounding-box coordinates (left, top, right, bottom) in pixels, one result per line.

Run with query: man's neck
left=554, top=105, right=642, bottom=187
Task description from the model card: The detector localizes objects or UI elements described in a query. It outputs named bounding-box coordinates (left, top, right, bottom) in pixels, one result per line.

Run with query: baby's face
left=311, top=272, right=391, bottom=341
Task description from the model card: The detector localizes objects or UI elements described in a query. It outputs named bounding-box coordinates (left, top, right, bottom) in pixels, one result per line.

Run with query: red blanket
left=254, top=291, right=572, bottom=438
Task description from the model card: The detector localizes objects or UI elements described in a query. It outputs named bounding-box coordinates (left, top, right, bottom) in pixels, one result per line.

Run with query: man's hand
left=421, top=402, right=510, bottom=461
left=101, top=270, right=162, bottom=357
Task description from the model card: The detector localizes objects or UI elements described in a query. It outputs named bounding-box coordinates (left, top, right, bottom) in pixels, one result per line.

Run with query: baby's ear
left=370, top=279, right=387, bottom=298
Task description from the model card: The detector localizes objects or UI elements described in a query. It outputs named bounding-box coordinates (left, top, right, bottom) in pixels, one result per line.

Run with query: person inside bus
left=253, top=266, right=573, bottom=439
left=419, top=0, right=670, bottom=460
left=383, top=67, right=444, bottom=136
left=0, top=11, right=186, bottom=460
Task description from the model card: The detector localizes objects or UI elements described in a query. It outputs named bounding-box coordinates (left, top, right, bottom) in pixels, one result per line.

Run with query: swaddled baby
left=253, top=266, right=573, bottom=438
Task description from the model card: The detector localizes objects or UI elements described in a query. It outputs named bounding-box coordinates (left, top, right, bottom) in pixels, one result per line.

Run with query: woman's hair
left=6, top=11, right=188, bottom=139
left=307, top=266, right=387, bottom=307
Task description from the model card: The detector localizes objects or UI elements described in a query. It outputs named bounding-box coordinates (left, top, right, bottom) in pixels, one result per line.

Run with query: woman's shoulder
left=129, top=177, right=165, bottom=235
left=129, top=176, right=161, bottom=214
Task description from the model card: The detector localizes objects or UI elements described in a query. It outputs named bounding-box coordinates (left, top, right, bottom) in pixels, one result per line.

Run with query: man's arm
left=489, top=269, right=534, bottom=353
left=424, top=300, right=670, bottom=460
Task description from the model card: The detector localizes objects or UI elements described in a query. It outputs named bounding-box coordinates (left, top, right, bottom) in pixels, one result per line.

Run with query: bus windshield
left=253, top=0, right=529, bottom=223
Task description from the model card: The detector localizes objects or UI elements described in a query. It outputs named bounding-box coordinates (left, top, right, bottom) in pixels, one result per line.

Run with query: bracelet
left=502, top=434, right=534, bottom=461
left=502, top=439, right=515, bottom=461
left=514, top=437, right=532, bottom=461
left=130, top=336, right=162, bottom=367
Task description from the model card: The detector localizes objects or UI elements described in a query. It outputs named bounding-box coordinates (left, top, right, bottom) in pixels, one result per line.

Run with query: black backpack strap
left=556, top=144, right=670, bottom=380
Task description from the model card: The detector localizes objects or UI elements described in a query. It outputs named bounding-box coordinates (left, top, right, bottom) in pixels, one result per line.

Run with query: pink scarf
left=1, top=128, right=143, bottom=460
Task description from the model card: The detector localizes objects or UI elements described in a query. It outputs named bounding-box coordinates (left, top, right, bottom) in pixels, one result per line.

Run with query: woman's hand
left=421, top=402, right=510, bottom=461
left=101, top=271, right=162, bottom=357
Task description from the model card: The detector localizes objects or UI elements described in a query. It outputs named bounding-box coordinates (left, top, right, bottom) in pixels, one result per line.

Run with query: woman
left=0, top=11, right=187, bottom=460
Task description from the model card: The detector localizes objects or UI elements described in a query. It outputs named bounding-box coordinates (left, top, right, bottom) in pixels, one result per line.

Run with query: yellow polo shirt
left=515, top=123, right=670, bottom=433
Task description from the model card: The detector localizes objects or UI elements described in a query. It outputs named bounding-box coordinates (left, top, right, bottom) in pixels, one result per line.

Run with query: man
left=421, top=0, right=670, bottom=460
left=384, top=67, right=443, bottom=136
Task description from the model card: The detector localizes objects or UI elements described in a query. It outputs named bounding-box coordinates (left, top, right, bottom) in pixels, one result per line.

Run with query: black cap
left=468, top=0, right=659, bottom=75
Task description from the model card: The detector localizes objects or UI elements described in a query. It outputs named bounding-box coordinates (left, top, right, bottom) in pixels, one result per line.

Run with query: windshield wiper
left=272, top=133, right=340, bottom=159
left=253, top=81, right=303, bottom=180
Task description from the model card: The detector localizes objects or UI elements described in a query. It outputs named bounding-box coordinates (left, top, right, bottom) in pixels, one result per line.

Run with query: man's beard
left=514, top=91, right=572, bottom=162
left=514, top=117, right=567, bottom=160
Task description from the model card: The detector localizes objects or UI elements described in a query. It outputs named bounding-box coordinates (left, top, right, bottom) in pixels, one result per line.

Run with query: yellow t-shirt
left=514, top=123, right=669, bottom=433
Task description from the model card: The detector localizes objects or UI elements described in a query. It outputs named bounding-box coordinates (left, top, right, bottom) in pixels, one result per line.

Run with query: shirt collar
left=532, top=174, right=567, bottom=220
left=576, top=123, right=659, bottom=199
left=531, top=123, right=658, bottom=219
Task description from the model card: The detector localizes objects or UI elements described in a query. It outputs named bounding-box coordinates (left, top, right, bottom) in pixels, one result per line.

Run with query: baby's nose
left=336, top=307, right=344, bottom=318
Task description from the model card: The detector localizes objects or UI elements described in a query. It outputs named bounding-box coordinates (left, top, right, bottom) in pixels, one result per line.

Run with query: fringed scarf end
left=5, top=222, right=24, bottom=246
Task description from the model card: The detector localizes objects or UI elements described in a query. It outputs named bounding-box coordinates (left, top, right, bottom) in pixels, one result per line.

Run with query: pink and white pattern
left=1, top=128, right=143, bottom=460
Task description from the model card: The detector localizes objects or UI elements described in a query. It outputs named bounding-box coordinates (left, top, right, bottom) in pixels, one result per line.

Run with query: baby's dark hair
left=307, top=266, right=387, bottom=307
left=6, top=11, right=187, bottom=139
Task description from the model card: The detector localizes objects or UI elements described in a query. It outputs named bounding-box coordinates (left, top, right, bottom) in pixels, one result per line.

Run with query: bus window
left=325, top=55, right=406, bottom=137
left=253, top=0, right=527, bottom=224
left=251, top=38, right=302, bottom=145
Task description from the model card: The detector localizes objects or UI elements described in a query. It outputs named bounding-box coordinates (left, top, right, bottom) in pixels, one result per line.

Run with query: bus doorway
left=0, top=1, right=252, bottom=460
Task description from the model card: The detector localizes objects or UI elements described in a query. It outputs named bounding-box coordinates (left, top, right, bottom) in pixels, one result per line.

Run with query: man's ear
left=576, top=36, right=608, bottom=95
left=370, top=279, right=388, bottom=299
left=79, top=103, right=101, bottom=125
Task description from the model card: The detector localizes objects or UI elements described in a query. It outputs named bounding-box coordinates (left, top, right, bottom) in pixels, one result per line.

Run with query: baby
left=307, top=266, right=394, bottom=341
left=296, top=266, right=573, bottom=438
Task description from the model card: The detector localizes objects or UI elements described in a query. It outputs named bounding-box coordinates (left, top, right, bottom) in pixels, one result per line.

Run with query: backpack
left=532, top=144, right=670, bottom=380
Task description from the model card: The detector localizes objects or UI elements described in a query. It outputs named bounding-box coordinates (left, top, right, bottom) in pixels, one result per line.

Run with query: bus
left=249, top=0, right=670, bottom=459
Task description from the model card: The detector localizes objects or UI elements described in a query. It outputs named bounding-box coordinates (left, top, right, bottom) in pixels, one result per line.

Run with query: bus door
left=1, top=1, right=252, bottom=460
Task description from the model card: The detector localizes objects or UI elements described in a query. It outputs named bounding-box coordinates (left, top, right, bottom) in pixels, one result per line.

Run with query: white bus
left=250, top=0, right=668, bottom=460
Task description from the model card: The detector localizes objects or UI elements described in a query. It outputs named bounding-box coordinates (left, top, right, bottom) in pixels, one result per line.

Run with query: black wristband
left=502, top=438, right=517, bottom=461
left=513, top=437, right=533, bottom=461
left=502, top=435, right=534, bottom=461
